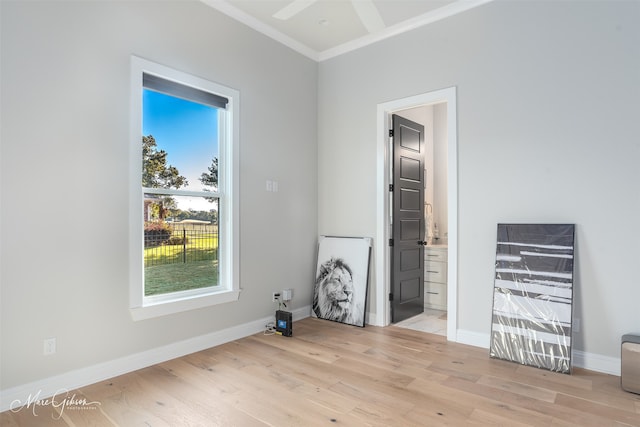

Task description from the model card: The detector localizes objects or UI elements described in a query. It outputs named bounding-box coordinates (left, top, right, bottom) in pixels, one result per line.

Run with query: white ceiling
left=202, top=0, right=493, bottom=61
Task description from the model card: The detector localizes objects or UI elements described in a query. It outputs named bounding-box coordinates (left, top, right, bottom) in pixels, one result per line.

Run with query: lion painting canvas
left=313, top=236, right=371, bottom=327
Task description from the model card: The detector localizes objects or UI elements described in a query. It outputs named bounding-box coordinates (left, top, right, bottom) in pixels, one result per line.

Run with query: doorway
left=375, top=87, right=458, bottom=342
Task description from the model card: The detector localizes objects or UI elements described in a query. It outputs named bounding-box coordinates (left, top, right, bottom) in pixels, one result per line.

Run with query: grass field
left=144, top=225, right=219, bottom=296
left=144, top=260, right=219, bottom=296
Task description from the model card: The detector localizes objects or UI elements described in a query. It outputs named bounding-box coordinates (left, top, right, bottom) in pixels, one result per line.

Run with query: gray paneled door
left=390, top=114, right=426, bottom=323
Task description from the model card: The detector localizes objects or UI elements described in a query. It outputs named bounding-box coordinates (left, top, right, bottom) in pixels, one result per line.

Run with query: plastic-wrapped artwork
left=489, top=224, right=575, bottom=374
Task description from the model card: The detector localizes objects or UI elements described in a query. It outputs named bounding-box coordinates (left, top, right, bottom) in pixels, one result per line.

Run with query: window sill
left=130, top=288, right=240, bottom=321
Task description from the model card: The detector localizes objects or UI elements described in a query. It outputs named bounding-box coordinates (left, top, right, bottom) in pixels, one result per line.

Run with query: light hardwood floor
left=3, top=317, right=640, bottom=426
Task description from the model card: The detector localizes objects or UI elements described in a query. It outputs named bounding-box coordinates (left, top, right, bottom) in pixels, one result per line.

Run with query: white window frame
left=129, top=56, right=240, bottom=320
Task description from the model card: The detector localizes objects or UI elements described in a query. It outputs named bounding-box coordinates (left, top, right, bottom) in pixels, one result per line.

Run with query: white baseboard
left=455, top=329, right=621, bottom=377
left=456, top=329, right=491, bottom=349
left=572, top=349, right=620, bottom=376
left=366, top=311, right=383, bottom=327
left=0, top=306, right=311, bottom=413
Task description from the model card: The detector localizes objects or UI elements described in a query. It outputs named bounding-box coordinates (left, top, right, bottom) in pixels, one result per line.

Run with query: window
left=129, top=56, right=239, bottom=320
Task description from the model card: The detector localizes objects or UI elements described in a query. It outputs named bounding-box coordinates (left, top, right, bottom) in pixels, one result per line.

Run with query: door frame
left=375, top=87, right=458, bottom=342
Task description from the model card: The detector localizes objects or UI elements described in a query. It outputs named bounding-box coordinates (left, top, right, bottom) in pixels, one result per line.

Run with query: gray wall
left=1, top=1, right=317, bottom=389
left=318, top=0, right=640, bottom=359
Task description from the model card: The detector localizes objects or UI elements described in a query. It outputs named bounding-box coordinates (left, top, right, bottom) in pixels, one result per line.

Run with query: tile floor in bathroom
left=393, top=308, right=447, bottom=336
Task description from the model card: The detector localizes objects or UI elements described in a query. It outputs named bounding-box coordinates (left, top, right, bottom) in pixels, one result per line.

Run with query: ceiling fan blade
left=351, top=0, right=385, bottom=33
left=273, top=0, right=318, bottom=20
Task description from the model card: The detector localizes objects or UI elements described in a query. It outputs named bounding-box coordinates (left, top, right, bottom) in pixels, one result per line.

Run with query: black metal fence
left=144, top=224, right=218, bottom=267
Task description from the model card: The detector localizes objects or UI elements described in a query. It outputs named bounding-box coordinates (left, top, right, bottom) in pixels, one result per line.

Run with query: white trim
left=365, top=310, right=381, bottom=327
left=573, top=349, right=621, bottom=376
left=376, top=87, right=458, bottom=344
left=273, top=0, right=316, bottom=21
left=351, top=0, right=386, bottom=34
left=142, top=187, right=222, bottom=198
left=455, top=330, right=621, bottom=376
left=129, top=56, right=241, bottom=320
left=200, top=0, right=319, bottom=61
left=318, top=0, right=494, bottom=61
left=456, top=329, right=491, bottom=349
left=200, top=0, right=493, bottom=63
left=0, top=306, right=312, bottom=413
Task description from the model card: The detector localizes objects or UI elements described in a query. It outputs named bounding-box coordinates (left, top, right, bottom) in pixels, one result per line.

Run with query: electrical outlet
left=282, top=288, right=292, bottom=301
left=272, top=292, right=280, bottom=302
left=44, top=338, right=56, bottom=355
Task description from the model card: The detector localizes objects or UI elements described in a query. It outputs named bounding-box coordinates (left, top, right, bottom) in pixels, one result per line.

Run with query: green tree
left=142, top=135, right=187, bottom=220
left=199, top=158, right=219, bottom=214
left=199, top=157, right=218, bottom=191
left=142, top=135, right=188, bottom=189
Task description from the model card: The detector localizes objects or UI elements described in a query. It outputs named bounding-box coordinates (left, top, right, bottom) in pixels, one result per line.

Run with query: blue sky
left=143, top=89, right=219, bottom=211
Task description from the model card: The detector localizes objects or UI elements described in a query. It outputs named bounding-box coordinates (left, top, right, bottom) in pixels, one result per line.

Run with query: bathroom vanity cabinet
left=424, top=246, right=447, bottom=310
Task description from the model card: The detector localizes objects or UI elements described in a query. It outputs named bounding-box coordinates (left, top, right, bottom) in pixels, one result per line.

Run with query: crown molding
left=201, top=0, right=494, bottom=62
left=318, top=0, right=494, bottom=61
left=200, top=0, right=320, bottom=61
